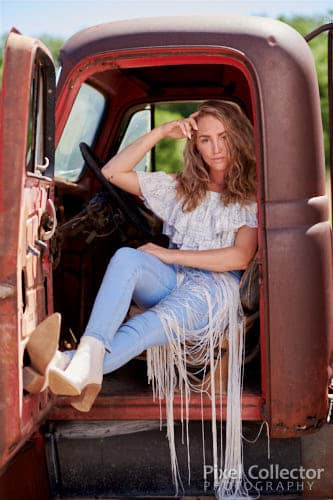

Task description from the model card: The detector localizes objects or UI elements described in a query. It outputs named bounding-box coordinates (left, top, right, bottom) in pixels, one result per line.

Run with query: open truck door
left=0, top=30, right=56, bottom=470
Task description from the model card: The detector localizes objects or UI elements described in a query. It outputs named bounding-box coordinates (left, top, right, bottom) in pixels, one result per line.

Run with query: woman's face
left=195, top=114, right=230, bottom=174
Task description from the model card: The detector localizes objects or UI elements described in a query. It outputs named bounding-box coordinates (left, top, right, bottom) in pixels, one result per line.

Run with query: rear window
left=55, top=83, right=105, bottom=181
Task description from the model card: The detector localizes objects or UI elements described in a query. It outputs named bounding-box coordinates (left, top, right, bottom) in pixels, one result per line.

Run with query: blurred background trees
left=280, top=15, right=330, bottom=173
left=0, top=33, right=63, bottom=81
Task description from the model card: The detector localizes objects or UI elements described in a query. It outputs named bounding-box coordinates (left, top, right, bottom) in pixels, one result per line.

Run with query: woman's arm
left=138, top=225, right=258, bottom=272
left=101, top=127, right=164, bottom=196
left=101, top=117, right=198, bottom=196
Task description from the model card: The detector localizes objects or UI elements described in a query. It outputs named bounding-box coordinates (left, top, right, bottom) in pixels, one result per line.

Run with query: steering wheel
left=79, top=142, right=153, bottom=236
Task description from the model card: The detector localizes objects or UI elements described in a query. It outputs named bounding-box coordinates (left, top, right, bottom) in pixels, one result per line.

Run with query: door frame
left=0, top=30, right=56, bottom=471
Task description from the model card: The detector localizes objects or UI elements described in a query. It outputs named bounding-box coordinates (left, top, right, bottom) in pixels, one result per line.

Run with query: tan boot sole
left=48, top=368, right=82, bottom=396
left=70, top=384, right=101, bottom=412
left=26, top=313, right=61, bottom=374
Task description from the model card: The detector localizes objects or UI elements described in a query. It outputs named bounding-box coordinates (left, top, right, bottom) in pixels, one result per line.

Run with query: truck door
left=0, top=30, right=56, bottom=469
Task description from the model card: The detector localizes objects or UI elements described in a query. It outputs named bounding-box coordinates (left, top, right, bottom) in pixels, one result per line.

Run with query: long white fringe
left=146, top=268, right=255, bottom=499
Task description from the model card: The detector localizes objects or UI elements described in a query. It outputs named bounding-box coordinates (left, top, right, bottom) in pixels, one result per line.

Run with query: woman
left=28, top=100, right=258, bottom=498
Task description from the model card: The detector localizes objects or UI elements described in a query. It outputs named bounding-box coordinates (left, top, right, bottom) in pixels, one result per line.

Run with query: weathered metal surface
left=0, top=432, right=49, bottom=500
left=48, top=392, right=264, bottom=421
left=0, top=283, right=15, bottom=300
left=0, top=31, right=56, bottom=470
left=0, top=19, right=332, bottom=486
left=55, top=16, right=333, bottom=437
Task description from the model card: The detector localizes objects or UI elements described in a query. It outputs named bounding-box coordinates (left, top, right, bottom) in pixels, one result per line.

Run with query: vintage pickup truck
left=0, top=15, right=332, bottom=499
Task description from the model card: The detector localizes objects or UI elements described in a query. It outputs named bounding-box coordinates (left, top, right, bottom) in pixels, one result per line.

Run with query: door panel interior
left=0, top=30, right=56, bottom=469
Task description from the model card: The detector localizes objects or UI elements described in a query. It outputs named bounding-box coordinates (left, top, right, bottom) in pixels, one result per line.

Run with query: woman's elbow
left=237, top=249, right=256, bottom=270
left=238, top=259, right=250, bottom=271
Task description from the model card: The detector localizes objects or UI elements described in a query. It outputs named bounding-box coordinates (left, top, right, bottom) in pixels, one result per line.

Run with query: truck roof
left=59, top=15, right=307, bottom=71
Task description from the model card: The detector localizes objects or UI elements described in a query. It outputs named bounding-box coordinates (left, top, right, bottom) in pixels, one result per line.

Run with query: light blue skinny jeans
left=81, top=247, right=240, bottom=375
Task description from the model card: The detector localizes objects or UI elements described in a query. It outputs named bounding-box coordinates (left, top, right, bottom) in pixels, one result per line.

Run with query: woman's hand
left=138, top=225, right=257, bottom=273
left=137, top=242, right=175, bottom=264
left=159, top=112, right=199, bottom=140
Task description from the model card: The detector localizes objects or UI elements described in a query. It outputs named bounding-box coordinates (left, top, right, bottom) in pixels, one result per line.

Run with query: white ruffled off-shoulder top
left=137, top=171, right=258, bottom=250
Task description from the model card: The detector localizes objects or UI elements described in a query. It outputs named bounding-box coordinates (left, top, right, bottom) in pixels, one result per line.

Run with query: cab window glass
left=35, top=72, right=45, bottom=166
left=26, top=86, right=34, bottom=166
left=26, top=66, right=46, bottom=173
left=154, top=102, right=197, bottom=173
left=118, top=108, right=151, bottom=172
left=116, top=102, right=198, bottom=174
left=55, top=83, right=105, bottom=181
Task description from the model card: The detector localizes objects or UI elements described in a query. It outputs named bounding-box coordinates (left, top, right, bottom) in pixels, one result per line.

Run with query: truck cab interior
left=51, top=60, right=261, bottom=413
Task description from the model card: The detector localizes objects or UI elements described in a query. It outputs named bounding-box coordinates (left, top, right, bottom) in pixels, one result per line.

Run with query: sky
left=1, top=0, right=332, bottom=40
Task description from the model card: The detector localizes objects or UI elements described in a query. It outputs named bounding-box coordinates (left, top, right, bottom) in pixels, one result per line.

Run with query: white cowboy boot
left=23, top=312, right=71, bottom=394
left=23, top=350, right=72, bottom=393
left=25, top=313, right=61, bottom=372
left=48, top=336, right=105, bottom=411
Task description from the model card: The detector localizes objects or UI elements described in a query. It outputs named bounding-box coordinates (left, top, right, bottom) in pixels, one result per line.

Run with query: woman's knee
left=110, top=247, right=143, bottom=273
left=112, top=246, right=138, bottom=263
left=121, top=310, right=168, bottom=350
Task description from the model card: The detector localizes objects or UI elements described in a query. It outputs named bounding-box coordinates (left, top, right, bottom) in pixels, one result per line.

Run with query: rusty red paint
left=55, top=17, right=333, bottom=437
left=55, top=49, right=253, bottom=145
left=0, top=430, right=50, bottom=499
left=1, top=17, right=332, bottom=478
left=48, top=393, right=264, bottom=421
left=0, top=32, right=56, bottom=470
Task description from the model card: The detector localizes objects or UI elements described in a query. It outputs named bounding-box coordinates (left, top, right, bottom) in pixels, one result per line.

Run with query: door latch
left=27, top=244, right=41, bottom=257
left=36, top=156, right=49, bottom=175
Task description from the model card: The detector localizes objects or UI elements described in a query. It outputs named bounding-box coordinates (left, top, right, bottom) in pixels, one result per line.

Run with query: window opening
left=26, top=54, right=54, bottom=177
left=55, top=83, right=106, bottom=182
left=118, top=107, right=152, bottom=172
left=35, top=70, right=45, bottom=168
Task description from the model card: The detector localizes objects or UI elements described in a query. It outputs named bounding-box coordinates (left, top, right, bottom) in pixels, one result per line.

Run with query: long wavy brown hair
left=175, top=100, right=257, bottom=211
